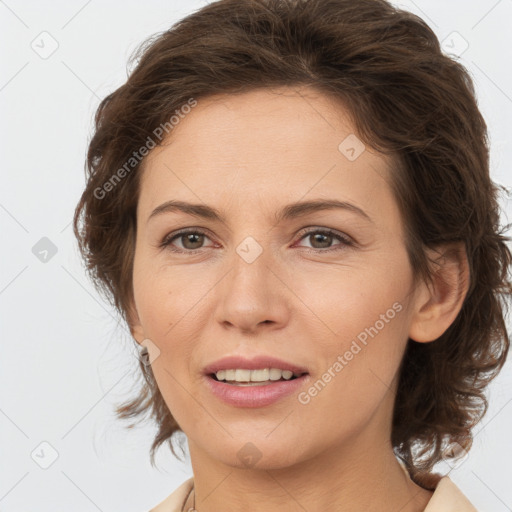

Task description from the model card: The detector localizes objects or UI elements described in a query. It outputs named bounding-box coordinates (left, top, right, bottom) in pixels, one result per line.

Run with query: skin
left=130, top=86, right=469, bottom=512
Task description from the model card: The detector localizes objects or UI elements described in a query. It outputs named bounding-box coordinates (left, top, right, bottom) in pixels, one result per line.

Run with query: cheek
left=289, top=256, right=410, bottom=346
left=293, top=305, right=409, bottom=446
left=291, top=260, right=411, bottom=415
left=132, top=261, right=203, bottom=426
left=132, top=255, right=207, bottom=340
left=131, top=258, right=214, bottom=398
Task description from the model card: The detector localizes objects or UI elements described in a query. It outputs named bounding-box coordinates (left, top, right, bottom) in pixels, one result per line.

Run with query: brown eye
left=161, top=229, right=214, bottom=252
left=296, top=228, right=353, bottom=252
left=308, top=232, right=334, bottom=249
left=180, top=232, right=205, bottom=250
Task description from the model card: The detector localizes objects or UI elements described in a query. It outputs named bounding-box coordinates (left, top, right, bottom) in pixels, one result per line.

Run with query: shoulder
left=148, top=477, right=194, bottom=512
left=397, top=458, right=478, bottom=511
left=424, top=475, right=478, bottom=512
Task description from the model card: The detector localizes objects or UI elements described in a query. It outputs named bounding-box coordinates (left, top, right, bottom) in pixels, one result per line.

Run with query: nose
left=214, top=245, right=291, bottom=334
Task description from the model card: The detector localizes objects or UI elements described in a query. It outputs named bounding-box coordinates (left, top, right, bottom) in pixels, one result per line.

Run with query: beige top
left=149, top=463, right=478, bottom=512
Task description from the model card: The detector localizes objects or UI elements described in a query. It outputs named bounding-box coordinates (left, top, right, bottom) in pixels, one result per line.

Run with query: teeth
left=214, top=368, right=299, bottom=383
left=269, top=368, right=282, bottom=381
left=236, top=369, right=251, bottom=382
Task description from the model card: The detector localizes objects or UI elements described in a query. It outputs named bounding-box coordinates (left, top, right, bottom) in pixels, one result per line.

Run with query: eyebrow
left=147, top=198, right=373, bottom=225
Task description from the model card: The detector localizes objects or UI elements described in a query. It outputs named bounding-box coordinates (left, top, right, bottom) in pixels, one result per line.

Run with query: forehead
left=147, top=86, right=364, bottom=161
left=138, top=86, right=398, bottom=226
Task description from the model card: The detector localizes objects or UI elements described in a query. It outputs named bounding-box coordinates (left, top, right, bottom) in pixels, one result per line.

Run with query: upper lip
left=203, top=355, right=309, bottom=375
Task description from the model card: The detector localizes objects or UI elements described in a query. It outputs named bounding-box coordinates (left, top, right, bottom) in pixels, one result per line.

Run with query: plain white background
left=1, top=0, right=511, bottom=510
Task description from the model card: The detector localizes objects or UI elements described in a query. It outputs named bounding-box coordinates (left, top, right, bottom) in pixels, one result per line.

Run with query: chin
left=198, top=433, right=307, bottom=469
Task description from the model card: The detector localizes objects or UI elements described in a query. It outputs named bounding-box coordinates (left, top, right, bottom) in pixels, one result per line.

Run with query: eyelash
left=159, top=227, right=354, bottom=254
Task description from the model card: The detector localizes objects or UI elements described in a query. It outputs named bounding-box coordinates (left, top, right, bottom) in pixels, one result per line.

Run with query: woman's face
left=131, top=86, right=422, bottom=469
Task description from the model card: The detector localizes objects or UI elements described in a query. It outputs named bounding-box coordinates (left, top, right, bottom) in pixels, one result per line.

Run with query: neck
left=187, top=436, right=433, bottom=512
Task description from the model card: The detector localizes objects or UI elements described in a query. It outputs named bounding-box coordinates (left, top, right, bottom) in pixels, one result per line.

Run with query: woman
left=73, top=0, right=511, bottom=510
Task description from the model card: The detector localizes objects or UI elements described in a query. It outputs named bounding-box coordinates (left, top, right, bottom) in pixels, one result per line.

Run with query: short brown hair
left=73, top=0, right=511, bottom=486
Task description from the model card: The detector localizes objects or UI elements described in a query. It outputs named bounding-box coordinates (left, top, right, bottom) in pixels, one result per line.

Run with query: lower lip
left=204, top=374, right=310, bottom=408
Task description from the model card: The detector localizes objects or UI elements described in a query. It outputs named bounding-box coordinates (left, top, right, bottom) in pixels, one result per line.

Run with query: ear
left=126, top=297, right=145, bottom=344
left=409, top=242, right=470, bottom=343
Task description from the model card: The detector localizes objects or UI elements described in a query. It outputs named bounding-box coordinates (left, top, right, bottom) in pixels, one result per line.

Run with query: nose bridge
left=214, top=232, right=289, bottom=331
left=227, top=234, right=273, bottom=303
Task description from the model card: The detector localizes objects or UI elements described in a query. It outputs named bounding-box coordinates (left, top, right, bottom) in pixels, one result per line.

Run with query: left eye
left=295, top=229, right=352, bottom=251
left=160, top=228, right=352, bottom=253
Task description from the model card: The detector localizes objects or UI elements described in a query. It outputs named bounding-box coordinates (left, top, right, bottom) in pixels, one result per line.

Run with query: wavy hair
left=73, top=0, right=511, bottom=487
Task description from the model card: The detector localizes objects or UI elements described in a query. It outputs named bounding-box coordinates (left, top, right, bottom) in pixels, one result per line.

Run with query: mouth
left=204, top=370, right=310, bottom=408
left=202, top=355, right=310, bottom=406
